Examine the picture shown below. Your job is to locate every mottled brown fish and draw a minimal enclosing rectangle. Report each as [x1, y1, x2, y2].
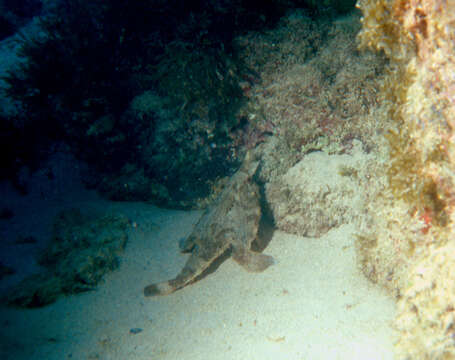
[144, 152, 274, 296]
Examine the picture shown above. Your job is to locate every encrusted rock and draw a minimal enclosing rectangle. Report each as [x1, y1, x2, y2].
[265, 142, 371, 237]
[4, 208, 129, 307]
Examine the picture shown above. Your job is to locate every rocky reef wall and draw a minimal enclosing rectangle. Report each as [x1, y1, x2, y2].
[355, 0, 455, 358]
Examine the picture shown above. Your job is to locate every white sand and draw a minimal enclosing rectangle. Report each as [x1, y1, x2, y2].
[0, 198, 395, 360]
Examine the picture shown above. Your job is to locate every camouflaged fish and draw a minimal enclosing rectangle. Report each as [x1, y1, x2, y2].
[144, 152, 274, 296]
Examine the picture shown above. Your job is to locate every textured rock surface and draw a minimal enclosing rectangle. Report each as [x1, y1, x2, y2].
[265, 141, 372, 237]
[394, 241, 455, 359]
[357, 0, 455, 358]
[4, 209, 129, 307]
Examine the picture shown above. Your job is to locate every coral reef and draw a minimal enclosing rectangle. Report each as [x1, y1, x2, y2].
[2, 0, 161, 192]
[128, 40, 248, 206]
[4, 208, 129, 307]
[1, 0, 294, 208]
[1, 1, 367, 208]
[232, 5, 455, 356]
[230, 8, 390, 242]
[356, 0, 455, 358]
[234, 9, 387, 185]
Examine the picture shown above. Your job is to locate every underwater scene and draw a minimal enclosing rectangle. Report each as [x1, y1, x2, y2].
[0, 0, 454, 359]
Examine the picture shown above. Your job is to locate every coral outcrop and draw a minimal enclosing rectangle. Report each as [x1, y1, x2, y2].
[4, 209, 129, 307]
[356, 0, 455, 358]
[266, 142, 374, 237]
[235, 9, 386, 184]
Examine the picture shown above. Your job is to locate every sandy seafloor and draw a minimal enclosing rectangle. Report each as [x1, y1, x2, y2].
[0, 150, 396, 360]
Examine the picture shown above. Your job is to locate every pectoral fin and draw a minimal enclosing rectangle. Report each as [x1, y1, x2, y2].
[232, 246, 274, 272]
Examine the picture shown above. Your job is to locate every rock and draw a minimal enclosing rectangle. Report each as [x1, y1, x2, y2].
[265, 143, 371, 237]
[4, 208, 129, 307]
